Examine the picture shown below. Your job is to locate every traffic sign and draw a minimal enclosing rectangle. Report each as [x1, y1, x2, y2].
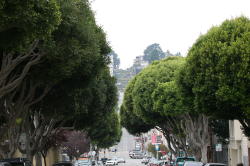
[155, 144, 160, 151]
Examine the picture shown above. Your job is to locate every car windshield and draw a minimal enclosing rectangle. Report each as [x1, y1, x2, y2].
[54, 163, 72, 166]
[78, 160, 90, 163]
[177, 158, 195, 162]
[8, 162, 25, 166]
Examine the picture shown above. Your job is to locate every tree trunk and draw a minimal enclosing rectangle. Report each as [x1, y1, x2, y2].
[42, 153, 47, 166]
[35, 153, 42, 166]
[200, 145, 208, 163]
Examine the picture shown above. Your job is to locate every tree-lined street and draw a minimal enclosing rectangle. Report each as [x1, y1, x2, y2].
[0, 1, 249, 166]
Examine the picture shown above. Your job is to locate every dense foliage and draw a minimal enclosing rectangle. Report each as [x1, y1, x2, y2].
[120, 57, 189, 155]
[0, 0, 120, 160]
[143, 43, 166, 63]
[178, 16, 250, 136]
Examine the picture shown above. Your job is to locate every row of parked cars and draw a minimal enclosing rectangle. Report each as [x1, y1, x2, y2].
[141, 156, 227, 166]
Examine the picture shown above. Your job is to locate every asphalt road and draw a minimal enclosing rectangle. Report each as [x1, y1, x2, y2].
[99, 128, 145, 166]
[117, 158, 145, 166]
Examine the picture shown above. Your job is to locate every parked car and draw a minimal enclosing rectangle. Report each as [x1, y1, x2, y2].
[116, 158, 125, 163]
[100, 158, 108, 164]
[183, 161, 203, 166]
[175, 157, 195, 166]
[204, 163, 226, 166]
[148, 158, 161, 166]
[0, 162, 11, 166]
[74, 159, 92, 166]
[105, 159, 118, 165]
[147, 158, 156, 166]
[141, 158, 149, 164]
[53, 162, 74, 166]
[0, 158, 32, 166]
[159, 160, 169, 166]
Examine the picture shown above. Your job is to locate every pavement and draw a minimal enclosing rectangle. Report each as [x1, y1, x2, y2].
[98, 128, 145, 166]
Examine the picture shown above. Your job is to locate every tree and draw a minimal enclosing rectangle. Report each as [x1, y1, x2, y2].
[86, 111, 122, 149]
[143, 43, 165, 63]
[210, 120, 229, 144]
[121, 56, 211, 162]
[0, 0, 113, 160]
[121, 57, 189, 156]
[0, 0, 61, 98]
[178, 16, 250, 136]
[61, 131, 90, 159]
[120, 78, 154, 135]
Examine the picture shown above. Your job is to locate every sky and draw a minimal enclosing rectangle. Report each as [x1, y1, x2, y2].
[91, 0, 250, 69]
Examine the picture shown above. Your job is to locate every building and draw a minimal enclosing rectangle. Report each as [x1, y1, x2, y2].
[108, 54, 114, 76]
[132, 56, 149, 74]
[228, 120, 249, 166]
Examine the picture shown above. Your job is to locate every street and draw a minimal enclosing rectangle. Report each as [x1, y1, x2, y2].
[99, 128, 145, 166]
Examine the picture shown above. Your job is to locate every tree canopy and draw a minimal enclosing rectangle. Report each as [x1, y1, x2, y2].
[0, 0, 120, 159]
[178, 16, 250, 136]
[143, 43, 165, 63]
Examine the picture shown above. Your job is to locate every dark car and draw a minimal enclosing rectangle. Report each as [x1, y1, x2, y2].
[52, 162, 74, 166]
[100, 158, 108, 164]
[0, 158, 32, 166]
[52, 161, 74, 166]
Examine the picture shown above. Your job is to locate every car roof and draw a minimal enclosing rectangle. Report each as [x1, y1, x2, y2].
[205, 163, 226, 166]
[53, 162, 73, 166]
[184, 161, 203, 166]
[0, 158, 30, 163]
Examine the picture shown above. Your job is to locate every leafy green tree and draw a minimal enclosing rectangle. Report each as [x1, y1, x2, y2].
[0, 0, 61, 51]
[143, 43, 165, 63]
[86, 111, 122, 149]
[120, 78, 154, 135]
[0, 0, 61, 98]
[121, 56, 211, 162]
[121, 57, 190, 156]
[210, 120, 229, 144]
[0, 0, 113, 159]
[178, 16, 250, 136]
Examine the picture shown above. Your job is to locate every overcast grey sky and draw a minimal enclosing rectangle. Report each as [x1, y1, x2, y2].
[91, 0, 250, 69]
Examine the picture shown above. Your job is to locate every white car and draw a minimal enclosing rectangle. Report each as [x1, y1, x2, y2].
[116, 158, 125, 163]
[183, 161, 203, 166]
[105, 160, 118, 165]
[74, 160, 92, 166]
[204, 163, 226, 166]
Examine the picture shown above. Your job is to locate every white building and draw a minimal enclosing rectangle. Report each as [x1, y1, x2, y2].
[108, 54, 114, 76]
[133, 56, 149, 74]
[228, 120, 249, 166]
